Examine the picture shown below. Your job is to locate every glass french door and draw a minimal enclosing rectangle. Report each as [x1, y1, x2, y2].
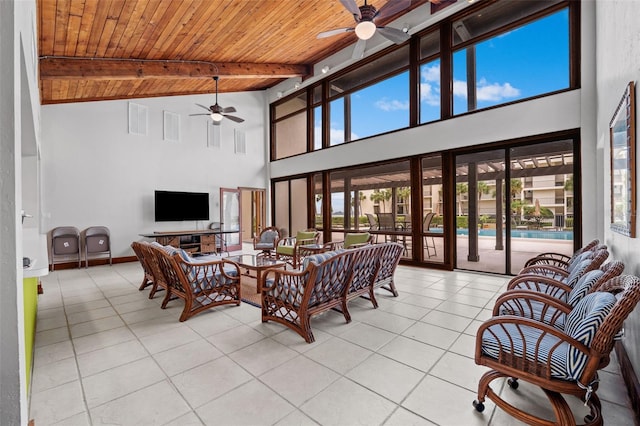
[455, 139, 575, 275]
[220, 188, 242, 252]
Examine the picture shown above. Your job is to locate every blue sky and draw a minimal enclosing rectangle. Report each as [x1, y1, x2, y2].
[322, 8, 569, 143]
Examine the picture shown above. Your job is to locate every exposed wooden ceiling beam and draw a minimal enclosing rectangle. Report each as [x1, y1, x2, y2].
[39, 57, 310, 81]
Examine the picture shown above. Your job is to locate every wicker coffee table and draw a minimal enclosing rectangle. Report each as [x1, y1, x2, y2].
[226, 254, 286, 293]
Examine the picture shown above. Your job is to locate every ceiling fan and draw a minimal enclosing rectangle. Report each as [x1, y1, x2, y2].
[317, 0, 412, 59]
[190, 76, 244, 124]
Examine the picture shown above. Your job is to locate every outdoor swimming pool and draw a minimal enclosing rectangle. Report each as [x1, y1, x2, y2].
[454, 229, 574, 240]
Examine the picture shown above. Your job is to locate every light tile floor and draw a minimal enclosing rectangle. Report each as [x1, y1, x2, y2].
[29, 262, 635, 425]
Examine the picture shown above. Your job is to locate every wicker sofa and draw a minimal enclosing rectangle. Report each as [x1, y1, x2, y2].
[260, 242, 404, 342]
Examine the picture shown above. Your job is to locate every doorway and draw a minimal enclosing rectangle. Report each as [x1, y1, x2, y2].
[221, 187, 266, 253]
[239, 187, 266, 243]
[455, 138, 576, 274]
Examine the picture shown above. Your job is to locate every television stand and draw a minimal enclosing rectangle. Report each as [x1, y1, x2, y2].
[139, 230, 234, 255]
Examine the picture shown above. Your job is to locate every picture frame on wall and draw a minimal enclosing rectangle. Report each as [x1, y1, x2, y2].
[610, 81, 636, 237]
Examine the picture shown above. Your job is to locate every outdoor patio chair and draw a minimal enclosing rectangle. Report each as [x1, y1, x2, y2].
[366, 213, 379, 242]
[473, 274, 640, 426]
[423, 212, 437, 258]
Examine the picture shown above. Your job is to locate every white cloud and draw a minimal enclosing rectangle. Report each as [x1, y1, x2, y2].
[328, 127, 358, 146]
[375, 98, 409, 111]
[420, 64, 441, 106]
[453, 78, 521, 102]
[420, 83, 440, 106]
[421, 64, 440, 82]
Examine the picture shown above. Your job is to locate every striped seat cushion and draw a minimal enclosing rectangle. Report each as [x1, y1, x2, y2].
[302, 249, 346, 270]
[174, 249, 237, 292]
[482, 292, 615, 380]
[504, 269, 605, 329]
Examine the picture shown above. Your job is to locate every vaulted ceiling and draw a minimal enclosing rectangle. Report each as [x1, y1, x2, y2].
[37, 0, 434, 105]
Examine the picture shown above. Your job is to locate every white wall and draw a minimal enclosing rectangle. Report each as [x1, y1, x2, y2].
[596, 0, 640, 379]
[41, 91, 268, 257]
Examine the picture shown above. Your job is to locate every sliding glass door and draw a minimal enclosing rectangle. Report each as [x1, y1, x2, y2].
[455, 150, 507, 273]
[455, 139, 575, 274]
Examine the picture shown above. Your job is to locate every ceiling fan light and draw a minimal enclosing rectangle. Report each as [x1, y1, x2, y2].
[355, 21, 376, 40]
[211, 112, 223, 122]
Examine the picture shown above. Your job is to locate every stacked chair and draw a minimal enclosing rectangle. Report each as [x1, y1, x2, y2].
[472, 240, 640, 426]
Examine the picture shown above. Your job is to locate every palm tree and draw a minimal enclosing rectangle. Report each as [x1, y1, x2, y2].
[510, 178, 523, 222]
[397, 186, 411, 215]
[456, 183, 468, 216]
[370, 189, 392, 212]
[477, 181, 490, 200]
[510, 178, 523, 201]
[564, 175, 574, 192]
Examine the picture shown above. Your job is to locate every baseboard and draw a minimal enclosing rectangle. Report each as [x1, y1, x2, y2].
[49, 256, 137, 271]
[615, 341, 640, 425]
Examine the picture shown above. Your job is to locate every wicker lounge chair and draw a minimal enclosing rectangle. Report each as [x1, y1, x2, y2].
[473, 274, 640, 426]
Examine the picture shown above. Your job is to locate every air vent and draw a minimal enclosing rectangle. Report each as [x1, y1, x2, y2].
[128, 102, 148, 136]
[234, 129, 246, 154]
[207, 122, 221, 148]
[163, 111, 180, 142]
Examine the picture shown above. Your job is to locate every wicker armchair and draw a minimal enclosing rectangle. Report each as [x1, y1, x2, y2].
[507, 259, 623, 301]
[508, 248, 609, 291]
[473, 275, 640, 426]
[261, 249, 359, 343]
[252, 226, 281, 257]
[493, 261, 625, 328]
[131, 241, 155, 291]
[147, 243, 241, 321]
[331, 232, 374, 250]
[141, 242, 172, 300]
[275, 229, 320, 268]
[523, 238, 600, 268]
[519, 245, 609, 274]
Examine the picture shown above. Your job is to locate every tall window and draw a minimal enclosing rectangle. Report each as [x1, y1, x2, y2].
[328, 45, 410, 147]
[453, 4, 569, 114]
[272, 93, 307, 160]
[271, 0, 574, 158]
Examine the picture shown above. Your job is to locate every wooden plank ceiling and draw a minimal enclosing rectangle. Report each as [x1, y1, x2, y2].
[38, 0, 430, 104]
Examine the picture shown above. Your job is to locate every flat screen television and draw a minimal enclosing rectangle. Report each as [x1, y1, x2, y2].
[154, 190, 209, 222]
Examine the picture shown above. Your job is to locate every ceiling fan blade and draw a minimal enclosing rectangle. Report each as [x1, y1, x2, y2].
[317, 27, 354, 39]
[375, 0, 411, 21]
[189, 113, 211, 116]
[352, 38, 367, 60]
[222, 106, 237, 113]
[224, 114, 245, 123]
[340, 0, 361, 19]
[196, 103, 211, 112]
[377, 26, 410, 44]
